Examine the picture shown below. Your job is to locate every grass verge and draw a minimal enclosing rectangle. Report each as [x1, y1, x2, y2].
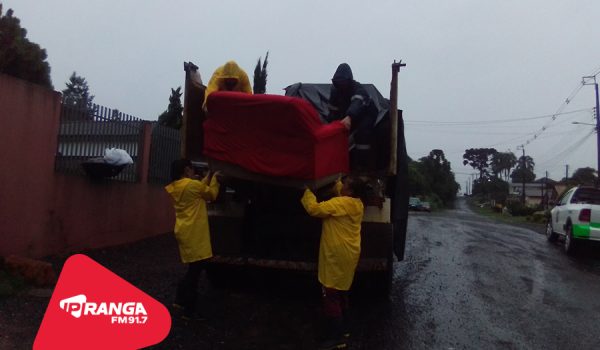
[467, 199, 545, 232]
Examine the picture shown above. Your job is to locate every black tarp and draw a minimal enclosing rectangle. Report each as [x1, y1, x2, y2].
[284, 83, 389, 126]
[286, 83, 392, 172]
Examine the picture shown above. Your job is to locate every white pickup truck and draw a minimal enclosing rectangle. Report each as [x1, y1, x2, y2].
[546, 186, 600, 254]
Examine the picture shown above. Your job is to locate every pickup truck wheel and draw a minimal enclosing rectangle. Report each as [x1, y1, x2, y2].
[564, 225, 577, 255]
[545, 221, 558, 242]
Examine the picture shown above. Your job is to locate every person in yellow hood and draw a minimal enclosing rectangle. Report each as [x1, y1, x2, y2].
[203, 60, 252, 109]
[301, 177, 365, 349]
[165, 159, 220, 320]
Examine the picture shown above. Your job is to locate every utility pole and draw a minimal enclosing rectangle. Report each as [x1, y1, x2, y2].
[517, 145, 525, 205]
[467, 178, 470, 196]
[566, 164, 569, 182]
[468, 178, 471, 195]
[541, 171, 545, 210]
[545, 170, 549, 210]
[583, 76, 600, 184]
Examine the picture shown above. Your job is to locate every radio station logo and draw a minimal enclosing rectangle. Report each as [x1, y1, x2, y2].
[34, 254, 171, 349]
[59, 294, 148, 324]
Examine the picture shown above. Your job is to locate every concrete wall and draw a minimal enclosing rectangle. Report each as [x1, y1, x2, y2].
[0, 74, 174, 258]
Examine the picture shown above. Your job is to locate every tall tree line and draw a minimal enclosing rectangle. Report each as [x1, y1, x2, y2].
[408, 149, 460, 206]
[462, 148, 537, 200]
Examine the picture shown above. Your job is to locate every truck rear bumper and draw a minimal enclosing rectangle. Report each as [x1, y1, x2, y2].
[207, 255, 390, 272]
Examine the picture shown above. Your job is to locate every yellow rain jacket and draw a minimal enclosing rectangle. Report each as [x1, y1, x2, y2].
[165, 176, 220, 263]
[301, 188, 364, 291]
[204, 61, 252, 107]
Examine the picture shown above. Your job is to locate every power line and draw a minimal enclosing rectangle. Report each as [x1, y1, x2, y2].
[536, 111, 596, 159]
[443, 133, 531, 156]
[515, 62, 600, 149]
[408, 111, 587, 134]
[589, 65, 600, 77]
[406, 121, 591, 162]
[515, 84, 586, 149]
[440, 121, 585, 157]
[405, 108, 592, 125]
[409, 129, 568, 136]
[537, 129, 595, 168]
[450, 66, 600, 180]
[540, 132, 593, 165]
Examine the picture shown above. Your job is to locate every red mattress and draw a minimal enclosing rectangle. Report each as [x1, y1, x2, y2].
[204, 92, 349, 180]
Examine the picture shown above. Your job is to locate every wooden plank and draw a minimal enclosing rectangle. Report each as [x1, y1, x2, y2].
[388, 60, 406, 176]
[181, 62, 206, 160]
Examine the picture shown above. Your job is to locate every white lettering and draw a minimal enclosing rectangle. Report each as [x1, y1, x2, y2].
[109, 303, 122, 315]
[123, 302, 136, 315]
[84, 302, 97, 315]
[135, 303, 147, 315]
[96, 303, 108, 315]
[59, 294, 86, 318]
[60, 295, 148, 320]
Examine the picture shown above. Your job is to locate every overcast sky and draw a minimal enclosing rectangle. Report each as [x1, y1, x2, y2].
[5, 0, 600, 190]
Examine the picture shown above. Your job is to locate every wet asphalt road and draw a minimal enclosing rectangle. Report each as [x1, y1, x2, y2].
[373, 199, 600, 350]
[117, 199, 600, 349]
[3, 198, 600, 349]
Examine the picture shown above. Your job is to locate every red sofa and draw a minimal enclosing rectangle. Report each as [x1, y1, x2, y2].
[203, 92, 349, 181]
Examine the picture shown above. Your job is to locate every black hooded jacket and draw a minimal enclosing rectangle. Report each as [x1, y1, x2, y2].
[327, 64, 377, 134]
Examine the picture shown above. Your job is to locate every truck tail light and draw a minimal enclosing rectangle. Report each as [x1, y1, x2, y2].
[579, 209, 591, 223]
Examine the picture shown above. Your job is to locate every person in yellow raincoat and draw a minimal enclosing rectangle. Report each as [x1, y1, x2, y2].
[203, 60, 252, 110]
[165, 159, 220, 320]
[301, 177, 365, 349]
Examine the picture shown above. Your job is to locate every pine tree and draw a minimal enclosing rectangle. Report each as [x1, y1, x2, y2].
[158, 87, 183, 129]
[62, 72, 95, 119]
[253, 51, 269, 94]
[0, 4, 53, 88]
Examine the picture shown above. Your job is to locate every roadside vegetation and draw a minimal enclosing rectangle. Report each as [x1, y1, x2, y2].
[408, 149, 460, 210]
[466, 197, 546, 229]
[462, 148, 598, 224]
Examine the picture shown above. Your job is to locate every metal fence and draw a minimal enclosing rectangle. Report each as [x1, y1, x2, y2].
[55, 103, 145, 182]
[148, 123, 181, 184]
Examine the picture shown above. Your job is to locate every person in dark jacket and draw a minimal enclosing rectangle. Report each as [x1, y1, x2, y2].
[327, 63, 378, 171]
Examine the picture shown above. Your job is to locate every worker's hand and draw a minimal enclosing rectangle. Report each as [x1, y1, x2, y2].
[207, 170, 220, 182]
[340, 116, 352, 130]
[213, 171, 222, 180]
